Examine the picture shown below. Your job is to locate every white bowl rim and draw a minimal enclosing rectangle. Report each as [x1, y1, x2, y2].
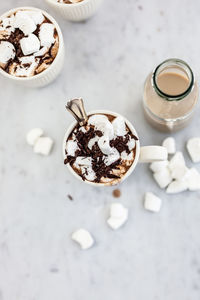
[63, 110, 140, 187]
[46, 0, 95, 7]
[0, 6, 64, 81]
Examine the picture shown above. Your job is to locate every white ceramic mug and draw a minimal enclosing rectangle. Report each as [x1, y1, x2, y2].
[0, 7, 65, 88]
[45, 0, 103, 22]
[63, 110, 167, 186]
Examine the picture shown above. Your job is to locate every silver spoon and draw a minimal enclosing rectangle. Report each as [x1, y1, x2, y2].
[66, 98, 88, 126]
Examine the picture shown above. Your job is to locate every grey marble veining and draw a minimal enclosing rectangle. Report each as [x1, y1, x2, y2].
[0, 0, 200, 299]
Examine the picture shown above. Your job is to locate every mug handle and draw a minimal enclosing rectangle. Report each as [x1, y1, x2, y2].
[139, 146, 167, 163]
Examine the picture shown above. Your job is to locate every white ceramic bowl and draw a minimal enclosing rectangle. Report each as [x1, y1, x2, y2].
[0, 7, 65, 88]
[63, 110, 140, 187]
[45, 0, 103, 22]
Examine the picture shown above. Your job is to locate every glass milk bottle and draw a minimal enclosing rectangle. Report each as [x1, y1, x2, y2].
[143, 58, 199, 132]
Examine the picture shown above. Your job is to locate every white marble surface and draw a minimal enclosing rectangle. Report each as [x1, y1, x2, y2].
[0, 0, 200, 299]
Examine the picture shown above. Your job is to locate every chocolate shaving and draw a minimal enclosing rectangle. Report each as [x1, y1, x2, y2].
[64, 119, 136, 183]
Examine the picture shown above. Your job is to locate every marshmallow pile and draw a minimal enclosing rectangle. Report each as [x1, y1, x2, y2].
[26, 128, 54, 156]
[71, 202, 128, 250]
[65, 114, 137, 184]
[0, 9, 58, 77]
[149, 137, 200, 193]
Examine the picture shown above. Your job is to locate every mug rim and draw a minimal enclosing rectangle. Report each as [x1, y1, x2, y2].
[46, 0, 93, 7]
[63, 110, 140, 187]
[0, 6, 64, 82]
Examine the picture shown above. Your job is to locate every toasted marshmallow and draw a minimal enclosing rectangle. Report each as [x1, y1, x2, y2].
[107, 203, 128, 230]
[112, 116, 127, 137]
[144, 192, 162, 212]
[26, 128, 44, 146]
[20, 34, 40, 55]
[184, 168, 200, 191]
[98, 135, 113, 155]
[71, 229, 94, 250]
[34, 137, 53, 155]
[39, 23, 55, 47]
[1, 15, 15, 33]
[153, 168, 172, 189]
[0, 41, 15, 64]
[104, 148, 120, 166]
[162, 137, 176, 154]
[166, 179, 188, 194]
[168, 152, 187, 180]
[81, 166, 96, 181]
[88, 136, 99, 150]
[149, 160, 169, 173]
[88, 115, 114, 140]
[12, 56, 38, 77]
[34, 46, 48, 57]
[186, 137, 200, 163]
[127, 138, 135, 151]
[66, 140, 79, 156]
[14, 11, 36, 35]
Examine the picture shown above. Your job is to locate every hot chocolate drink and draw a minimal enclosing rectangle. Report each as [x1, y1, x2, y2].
[64, 113, 138, 185]
[0, 8, 59, 77]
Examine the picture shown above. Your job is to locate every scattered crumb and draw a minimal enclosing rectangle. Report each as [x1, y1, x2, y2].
[160, 10, 164, 16]
[112, 189, 121, 198]
[157, 27, 161, 32]
[138, 5, 143, 10]
[67, 194, 73, 201]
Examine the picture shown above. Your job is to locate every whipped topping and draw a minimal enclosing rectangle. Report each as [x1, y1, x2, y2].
[0, 9, 59, 77]
[64, 114, 138, 184]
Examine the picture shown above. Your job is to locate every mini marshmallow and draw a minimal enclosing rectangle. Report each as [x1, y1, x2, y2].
[98, 135, 113, 155]
[88, 114, 108, 125]
[14, 11, 36, 35]
[149, 160, 169, 173]
[34, 137, 53, 156]
[34, 46, 48, 57]
[184, 168, 200, 191]
[27, 11, 44, 25]
[162, 137, 176, 154]
[88, 136, 99, 150]
[107, 203, 128, 230]
[112, 116, 127, 137]
[153, 168, 172, 189]
[144, 192, 162, 212]
[168, 152, 187, 180]
[81, 166, 96, 182]
[88, 115, 114, 140]
[13, 56, 38, 77]
[26, 128, 44, 146]
[20, 34, 40, 55]
[75, 157, 92, 167]
[127, 138, 136, 151]
[104, 148, 120, 166]
[121, 150, 133, 161]
[0, 41, 15, 64]
[66, 140, 79, 156]
[71, 229, 94, 250]
[39, 23, 55, 47]
[2, 15, 15, 32]
[166, 179, 188, 194]
[186, 137, 200, 163]
[110, 203, 128, 218]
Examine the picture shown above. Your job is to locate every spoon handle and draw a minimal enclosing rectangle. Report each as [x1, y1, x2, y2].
[66, 98, 88, 126]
